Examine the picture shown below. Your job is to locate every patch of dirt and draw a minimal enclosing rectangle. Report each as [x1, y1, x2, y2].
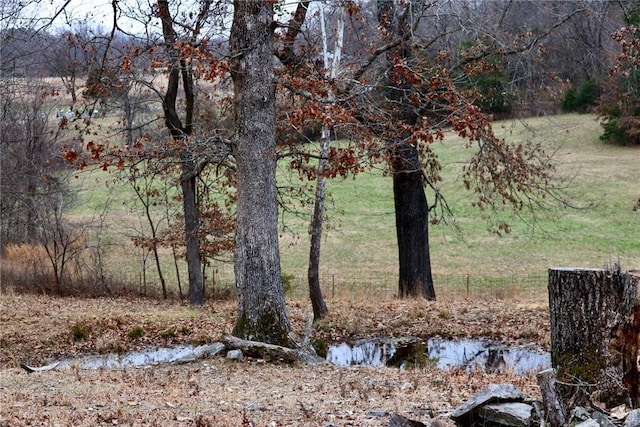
[0, 293, 549, 426]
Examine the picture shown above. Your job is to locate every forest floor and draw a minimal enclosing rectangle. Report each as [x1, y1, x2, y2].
[0, 291, 549, 426]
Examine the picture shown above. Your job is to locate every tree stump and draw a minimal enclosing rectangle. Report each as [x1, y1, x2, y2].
[548, 267, 640, 408]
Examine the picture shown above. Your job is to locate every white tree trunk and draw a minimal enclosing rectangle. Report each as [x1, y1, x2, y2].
[307, 2, 345, 320]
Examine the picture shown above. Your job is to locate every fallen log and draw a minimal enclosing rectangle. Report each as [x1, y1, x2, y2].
[20, 362, 60, 373]
[537, 368, 566, 427]
[223, 335, 324, 364]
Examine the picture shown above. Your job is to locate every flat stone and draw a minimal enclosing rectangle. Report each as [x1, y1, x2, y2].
[450, 384, 525, 423]
[624, 409, 640, 427]
[592, 410, 617, 427]
[571, 406, 591, 422]
[190, 343, 226, 359]
[226, 349, 243, 360]
[478, 402, 533, 427]
[575, 419, 600, 427]
[389, 413, 426, 427]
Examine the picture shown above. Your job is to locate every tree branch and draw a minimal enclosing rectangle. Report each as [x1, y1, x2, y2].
[275, 1, 310, 66]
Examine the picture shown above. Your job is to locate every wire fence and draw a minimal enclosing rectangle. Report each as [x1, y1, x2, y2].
[0, 247, 549, 301]
[194, 263, 550, 301]
[282, 270, 549, 301]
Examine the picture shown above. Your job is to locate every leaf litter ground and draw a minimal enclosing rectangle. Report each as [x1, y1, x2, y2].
[0, 292, 549, 426]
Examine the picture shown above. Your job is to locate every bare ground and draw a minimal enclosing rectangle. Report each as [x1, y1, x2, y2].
[0, 292, 549, 426]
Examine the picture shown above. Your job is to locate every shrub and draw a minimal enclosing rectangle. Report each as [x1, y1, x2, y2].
[70, 322, 91, 341]
[562, 78, 599, 113]
[159, 328, 177, 338]
[597, 13, 640, 145]
[127, 326, 145, 340]
[1, 243, 55, 293]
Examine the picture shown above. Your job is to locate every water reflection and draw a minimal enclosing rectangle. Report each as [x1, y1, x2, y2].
[326, 338, 551, 374]
[325, 341, 395, 367]
[428, 338, 551, 374]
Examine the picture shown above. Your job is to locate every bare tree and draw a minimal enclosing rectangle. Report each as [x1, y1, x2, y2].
[127, 164, 170, 299]
[155, 0, 207, 306]
[306, 1, 345, 320]
[46, 25, 101, 106]
[36, 192, 85, 293]
[0, 77, 68, 248]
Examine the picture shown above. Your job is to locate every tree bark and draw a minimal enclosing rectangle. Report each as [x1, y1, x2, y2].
[181, 170, 203, 306]
[230, 0, 294, 347]
[392, 145, 435, 299]
[536, 368, 566, 427]
[548, 267, 640, 408]
[306, 2, 343, 322]
[308, 131, 329, 320]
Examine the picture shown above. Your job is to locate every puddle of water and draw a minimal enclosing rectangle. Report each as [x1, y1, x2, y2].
[53, 343, 225, 370]
[40, 337, 548, 374]
[326, 338, 551, 374]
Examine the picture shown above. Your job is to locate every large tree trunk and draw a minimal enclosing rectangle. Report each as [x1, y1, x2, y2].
[378, 0, 436, 299]
[230, 0, 294, 347]
[548, 267, 640, 408]
[392, 144, 435, 299]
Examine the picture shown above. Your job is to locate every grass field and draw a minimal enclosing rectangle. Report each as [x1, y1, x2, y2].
[279, 113, 640, 299]
[26, 113, 640, 300]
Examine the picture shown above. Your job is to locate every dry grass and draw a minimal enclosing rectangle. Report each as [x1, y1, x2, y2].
[1, 244, 54, 291]
[0, 356, 540, 426]
[0, 292, 548, 426]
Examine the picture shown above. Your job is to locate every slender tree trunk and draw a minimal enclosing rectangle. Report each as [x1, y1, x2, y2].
[133, 179, 168, 299]
[158, 0, 204, 306]
[171, 244, 183, 300]
[308, 131, 329, 320]
[306, 2, 344, 321]
[164, 178, 184, 300]
[151, 244, 167, 299]
[147, 208, 168, 299]
[230, 0, 294, 346]
[182, 168, 203, 306]
[123, 94, 133, 146]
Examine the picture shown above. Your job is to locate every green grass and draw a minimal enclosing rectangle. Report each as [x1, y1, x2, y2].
[68, 169, 133, 215]
[278, 114, 640, 298]
[61, 114, 640, 299]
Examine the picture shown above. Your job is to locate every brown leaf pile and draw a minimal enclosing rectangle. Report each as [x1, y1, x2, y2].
[0, 292, 549, 426]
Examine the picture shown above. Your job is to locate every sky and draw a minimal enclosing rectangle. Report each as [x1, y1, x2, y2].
[5, 0, 304, 35]
[5, 0, 158, 35]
